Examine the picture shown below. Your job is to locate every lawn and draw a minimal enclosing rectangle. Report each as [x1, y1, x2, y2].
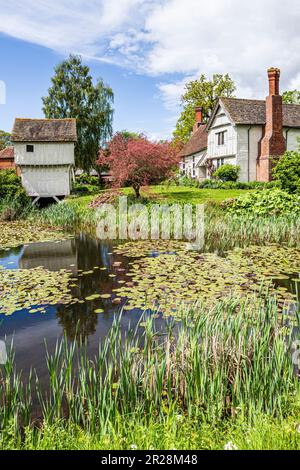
[144, 185, 251, 204]
[67, 185, 252, 208]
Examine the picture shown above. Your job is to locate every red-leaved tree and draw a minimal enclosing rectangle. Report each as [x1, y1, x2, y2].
[97, 133, 180, 198]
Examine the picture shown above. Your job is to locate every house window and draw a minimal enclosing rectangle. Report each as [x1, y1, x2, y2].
[26, 145, 34, 153]
[192, 156, 196, 177]
[217, 158, 225, 169]
[217, 131, 226, 146]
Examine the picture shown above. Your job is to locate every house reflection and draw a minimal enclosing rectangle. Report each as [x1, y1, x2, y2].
[20, 239, 78, 273]
[18, 234, 124, 341]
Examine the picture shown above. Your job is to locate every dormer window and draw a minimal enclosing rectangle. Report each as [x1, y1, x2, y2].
[26, 145, 34, 153]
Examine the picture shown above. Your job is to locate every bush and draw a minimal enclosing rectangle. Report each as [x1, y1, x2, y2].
[0, 192, 33, 221]
[224, 189, 300, 217]
[72, 173, 104, 195]
[177, 176, 199, 188]
[273, 151, 300, 194]
[76, 173, 100, 186]
[213, 164, 240, 182]
[0, 169, 22, 198]
[0, 169, 32, 220]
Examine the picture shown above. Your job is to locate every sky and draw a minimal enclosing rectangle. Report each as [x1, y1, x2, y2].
[0, 0, 300, 140]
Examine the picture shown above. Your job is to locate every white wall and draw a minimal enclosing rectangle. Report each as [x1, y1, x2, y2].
[236, 125, 263, 182]
[20, 166, 72, 196]
[14, 142, 75, 166]
[207, 107, 237, 159]
[284, 128, 300, 152]
[180, 150, 206, 179]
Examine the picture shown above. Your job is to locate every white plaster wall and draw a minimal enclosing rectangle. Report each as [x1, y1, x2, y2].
[180, 150, 206, 179]
[236, 125, 263, 182]
[20, 166, 72, 196]
[207, 107, 237, 159]
[14, 142, 75, 166]
[284, 128, 300, 152]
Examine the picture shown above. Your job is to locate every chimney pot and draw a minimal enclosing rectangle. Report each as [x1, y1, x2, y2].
[268, 67, 281, 96]
[195, 107, 203, 124]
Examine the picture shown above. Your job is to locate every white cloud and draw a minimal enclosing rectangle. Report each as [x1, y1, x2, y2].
[289, 73, 300, 90]
[144, 0, 300, 105]
[1, 0, 300, 118]
[0, 0, 156, 58]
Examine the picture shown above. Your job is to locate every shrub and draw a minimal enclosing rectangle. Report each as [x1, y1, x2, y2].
[213, 164, 240, 182]
[0, 192, 33, 221]
[178, 176, 199, 187]
[224, 189, 300, 217]
[72, 173, 104, 195]
[273, 151, 300, 194]
[72, 182, 100, 195]
[0, 169, 32, 220]
[0, 169, 22, 198]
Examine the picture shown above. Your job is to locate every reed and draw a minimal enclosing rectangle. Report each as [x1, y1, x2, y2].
[0, 294, 299, 450]
[35, 198, 300, 249]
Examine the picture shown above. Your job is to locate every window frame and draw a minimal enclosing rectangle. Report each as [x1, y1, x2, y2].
[217, 131, 226, 146]
[26, 144, 34, 153]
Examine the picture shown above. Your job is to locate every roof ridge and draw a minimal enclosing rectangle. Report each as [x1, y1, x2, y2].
[221, 97, 265, 103]
[14, 118, 76, 122]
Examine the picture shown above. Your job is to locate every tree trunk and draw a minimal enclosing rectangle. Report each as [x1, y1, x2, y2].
[133, 184, 140, 198]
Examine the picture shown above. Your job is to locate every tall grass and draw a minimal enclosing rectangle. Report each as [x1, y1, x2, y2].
[205, 209, 300, 250]
[1, 295, 299, 449]
[35, 198, 300, 248]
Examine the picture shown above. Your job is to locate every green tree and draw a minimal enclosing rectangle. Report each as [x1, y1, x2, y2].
[42, 55, 114, 171]
[282, 90, 300, 105]
[0, 130, 11, 150]
[119, 130, 142, 141]
[173, 74, 236, 143]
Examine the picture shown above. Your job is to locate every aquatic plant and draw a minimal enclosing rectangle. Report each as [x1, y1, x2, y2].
[0, 295, 299, 449]
[0, 265, 74, 315]
[0, 221, 68, 250]
[113, 241, 300, 316]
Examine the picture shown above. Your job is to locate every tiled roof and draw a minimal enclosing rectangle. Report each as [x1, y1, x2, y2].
[219, 98, 300, 128]
[11, 118, 77, 142]
[178, 124, 208, 158]
[0, 146, 14, 160]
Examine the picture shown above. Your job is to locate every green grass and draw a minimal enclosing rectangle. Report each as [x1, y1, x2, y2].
[67, 185, 252, 208]
[145, 185, 251, 205]
[1, 295, 300, 450]
[2, 412, 300, 450]
[34, 185, 300, 248]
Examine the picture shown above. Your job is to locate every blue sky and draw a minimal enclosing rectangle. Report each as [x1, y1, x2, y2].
[0, 33, 176, 139]
[0, 0, 300, 140]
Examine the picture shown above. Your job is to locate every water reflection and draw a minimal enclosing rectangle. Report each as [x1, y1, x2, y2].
[0, 234, 147, 376]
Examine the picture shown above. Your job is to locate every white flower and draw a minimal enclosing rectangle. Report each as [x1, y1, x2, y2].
[176, 414, 184, 422]
[130, 444, 138, 450]
[224, 441, 238, 451]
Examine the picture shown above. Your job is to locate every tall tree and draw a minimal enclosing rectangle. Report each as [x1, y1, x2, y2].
[0, 130, 11, 150]
[42, 55, 114, 171]
[174, 74, 236, 143]
[282, 90, 300, 105]
[97, 133, 179, 198]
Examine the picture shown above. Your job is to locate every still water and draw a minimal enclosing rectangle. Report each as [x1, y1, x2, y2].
[0, 233, 168, 380]
[1, 233, 299, 382]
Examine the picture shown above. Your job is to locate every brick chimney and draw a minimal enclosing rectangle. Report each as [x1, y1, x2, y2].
[257, 68, 286, 182]
[193, 107, 204, 133]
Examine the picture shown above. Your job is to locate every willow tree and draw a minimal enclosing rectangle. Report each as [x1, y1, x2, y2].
[42, 55, 114, 171]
